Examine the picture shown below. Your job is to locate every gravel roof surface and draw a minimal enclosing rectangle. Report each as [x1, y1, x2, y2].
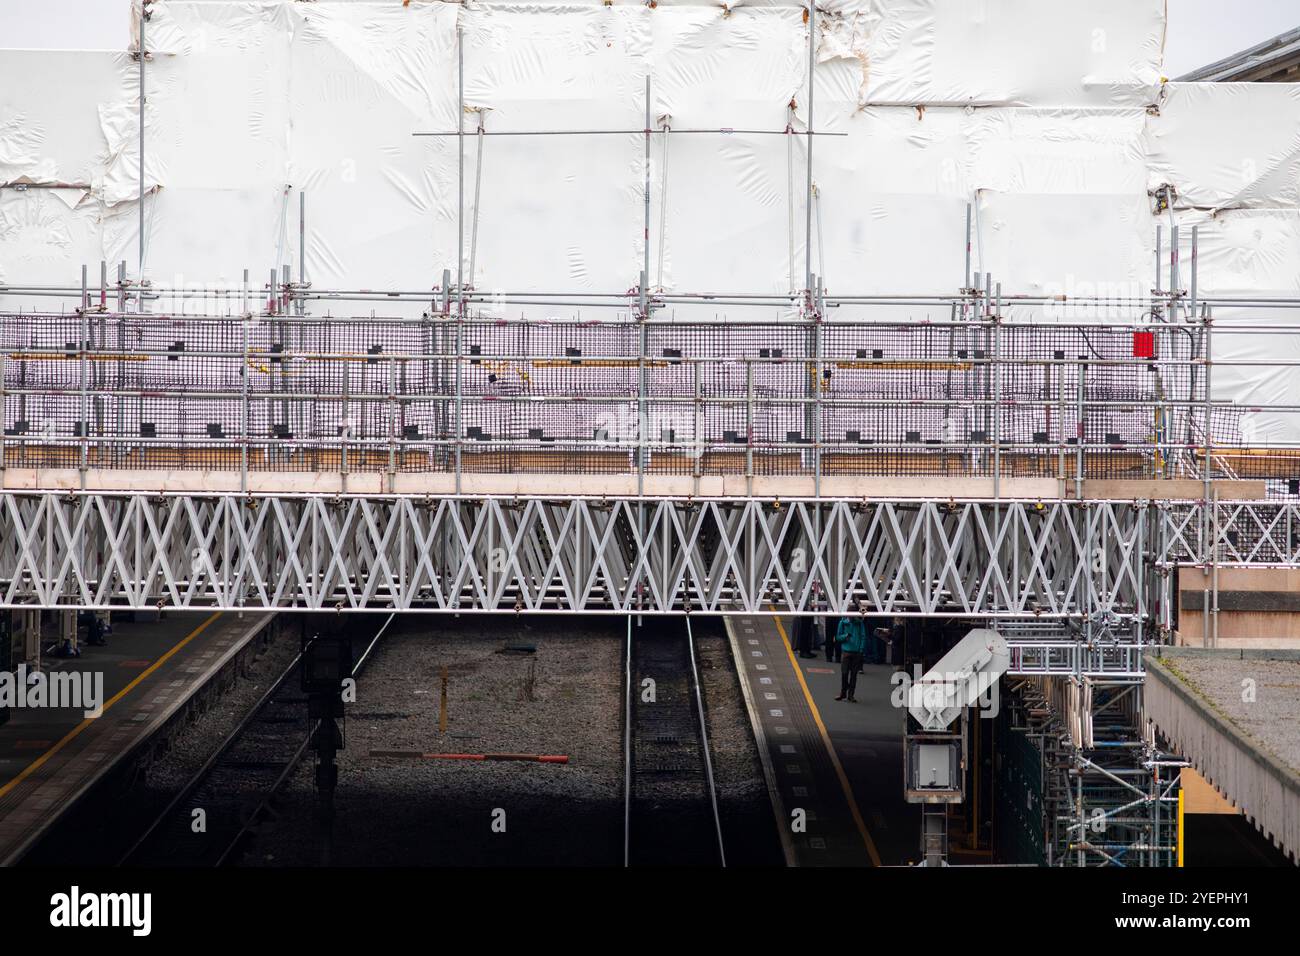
[1158, 651, 1300, 776]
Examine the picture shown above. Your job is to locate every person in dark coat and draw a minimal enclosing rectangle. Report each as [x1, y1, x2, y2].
[864, 615, 891, 665]
[824, 616, 842, 662]
[792, 616, 818, 659]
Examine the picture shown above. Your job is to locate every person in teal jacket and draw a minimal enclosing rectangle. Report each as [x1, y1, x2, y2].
[833, 616, 867, 702]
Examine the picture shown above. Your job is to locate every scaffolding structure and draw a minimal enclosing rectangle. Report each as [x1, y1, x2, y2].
[0, 306, 1252, 487]
[1004, 672, 1181, 867]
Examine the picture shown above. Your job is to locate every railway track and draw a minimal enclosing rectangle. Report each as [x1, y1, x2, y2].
[624, 617, 726, 867]
[118, 615, 392, 867]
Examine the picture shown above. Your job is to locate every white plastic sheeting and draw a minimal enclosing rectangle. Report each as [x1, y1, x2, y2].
[0, 0, 1296, 439]
[1174, 207, 1300, 446]
[843, 0, 1165, 108]
[1145, 83, 1300, 212]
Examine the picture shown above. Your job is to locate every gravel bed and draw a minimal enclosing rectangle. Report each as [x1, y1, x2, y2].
[142, 625, 300, 791]
[692, 619, 784, 866]
[243, 615, 625, 866]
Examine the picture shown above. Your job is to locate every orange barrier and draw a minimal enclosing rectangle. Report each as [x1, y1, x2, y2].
[371, 750, 568, 764]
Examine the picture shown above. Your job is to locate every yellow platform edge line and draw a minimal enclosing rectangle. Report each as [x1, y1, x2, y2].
[0, 611, 222, 802]
[772, 613, 883, 868]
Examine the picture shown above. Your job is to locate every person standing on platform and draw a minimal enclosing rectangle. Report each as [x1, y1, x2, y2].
[824, 616, 842, 663]
[793, 616, 817, 659]
[833, 616, 867, 702]
[865, 615, 891, 665]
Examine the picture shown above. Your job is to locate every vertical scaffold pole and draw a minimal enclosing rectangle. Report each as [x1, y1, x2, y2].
[1202, 303, 1214, 645]
[964, 202, 972, 292]
[455, 22, 465, 493]
[79, 304, 89, 488]
[693, 358, 702, 497]
[112, 261, 123, 466]
[454, 311, 463, 493]
[1075, 356, 1086, 499]
[983, 271, 992, 469]
[465, 20, 470, 319]
[1169, 225, 1180, 322]
[636, 76, 652, 616]
[470, 113, 485, 288]
[804, 3, 816, 303]
[138, 1, 148, 298]
[342, 351, 351, 491]
[643, 74, 651, 314]
[1155, 224, 1163, 298]
[240, 314, 249, 494]
[745, 359, 754, 498]
[992, 281, 1002, 502]
[787, 105, 796, 294]
[299, 190, 306, 316]
[814, 276, 823, 500]
[0, 347, 5, 477]
[387, 357, 397, 493]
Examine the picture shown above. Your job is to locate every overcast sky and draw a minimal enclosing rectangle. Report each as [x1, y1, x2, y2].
[1, 0, 1296, 78]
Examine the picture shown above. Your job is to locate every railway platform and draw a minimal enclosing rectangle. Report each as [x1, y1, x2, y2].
[0, 611, 274, 865]
[727, 615, 917, 867]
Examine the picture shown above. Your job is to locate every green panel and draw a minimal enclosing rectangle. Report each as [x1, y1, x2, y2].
[993, 703, 1046, 865]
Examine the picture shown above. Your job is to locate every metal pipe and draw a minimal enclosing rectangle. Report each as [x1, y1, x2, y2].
[964, 202, 972, 291]
[240, 316, 249, 493]
[787, 105, 796, 294]
[387, 357, 397, 492]
[299, 190, 306, 316]
[2, 347, 1295, 378]
[0, 348, 5, 477]
[803, 2, 816, 302]
[413, 127, 848, 138]
[1155, 224, 1162, 298]
[342, 352, 351, 488]
[693, 359, 702, 496]
[457, 23, 465, 319]
[9, 280, 1300, 310]
[1211, 486, 1220, 648]
[470, 114, 485, 288]
[1170, 224, 1180, 322]
[643, 74, 651, 313]
[1076, 357, 1086, 498]
[745, 359, 754, 497]
[138, 1, 147, 288]
[813, 275, 822, 499]
[657, 118, 670, 293]
[79, 307, 89, 487]
[622, 617, 632, 867]
[639, 75, 652, 505]
[454, 308, 463, 492]
[993, 281, 1002, 499]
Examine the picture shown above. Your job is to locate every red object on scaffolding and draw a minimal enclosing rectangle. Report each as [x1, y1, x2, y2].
[1132, 330, 1155, 359]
